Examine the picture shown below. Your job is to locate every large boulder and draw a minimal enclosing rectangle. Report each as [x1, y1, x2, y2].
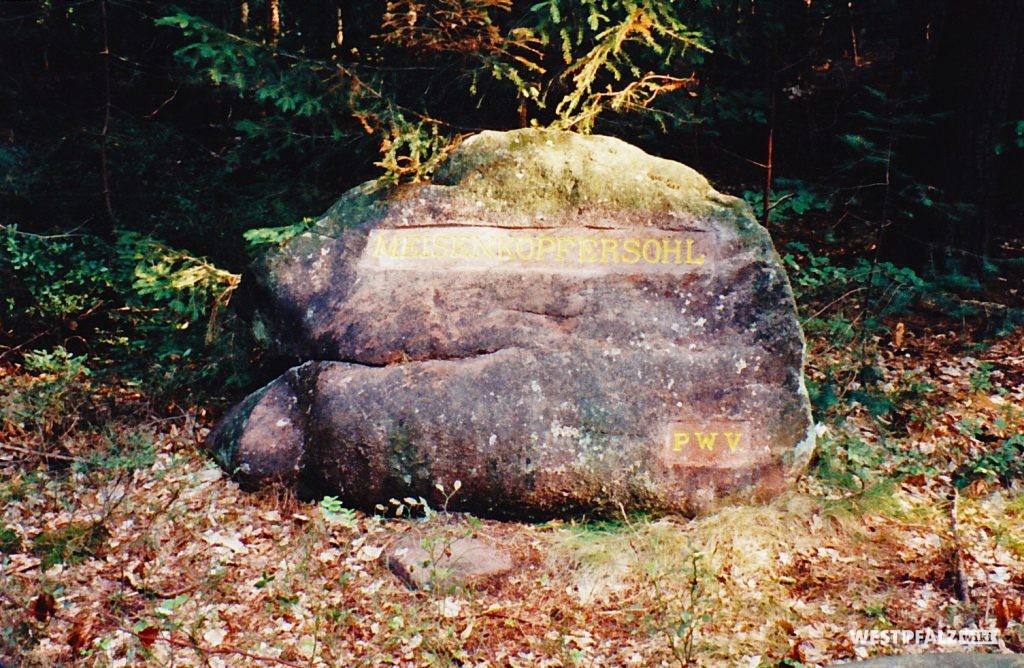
[210, 129, 815, 518]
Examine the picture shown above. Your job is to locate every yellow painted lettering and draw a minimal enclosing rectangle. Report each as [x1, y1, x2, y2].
[431, 234, 450, 258]
[694, 432, 717, 450]
[622, 238, 641, 264]
[661, 238, 683, 264]
[673, 431, 689, 452]
[516, 236, 536, 260]
[685, 238, 706, 265]
[373, 233, 400, 258]
[497, 235, 514, 260]
[472, 235, 496, 259]
[556, 237, 576, 262]
[600, 238, 619, 264]
[579, 238, 600, 263]
[537, 236, 556, 261]
[724, 432, 742, 451]
[401, 234, 421, 258]
[451, 235, 471, 258]
[642, 239, 661, 264]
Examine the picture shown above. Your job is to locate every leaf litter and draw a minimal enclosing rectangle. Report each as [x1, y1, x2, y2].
[0, 326, 1022, 666]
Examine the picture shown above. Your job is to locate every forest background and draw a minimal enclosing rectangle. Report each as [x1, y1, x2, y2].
[1, 0, 1023, 400]
[2, 1, 1024, 666]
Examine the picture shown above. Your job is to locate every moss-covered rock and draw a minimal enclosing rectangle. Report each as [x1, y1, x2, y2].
[211, 129, 813, 518]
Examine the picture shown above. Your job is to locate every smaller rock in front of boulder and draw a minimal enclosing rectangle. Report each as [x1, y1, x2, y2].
[385, 536, 513, 590]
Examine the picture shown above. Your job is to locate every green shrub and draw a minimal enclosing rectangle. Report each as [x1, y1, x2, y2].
[1, 225, 248, 400]
[0, 347, 95, 443]
[783, 242, 926, 327]
[74, 430, 157, 475]
[955, 435, 1024, 489]
[743, 178, 833, 226]
[969, 362, 997, 393]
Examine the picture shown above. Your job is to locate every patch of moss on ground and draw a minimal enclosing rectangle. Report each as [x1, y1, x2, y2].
[31, 522, 108, 569]
[0, 527, 22, 553]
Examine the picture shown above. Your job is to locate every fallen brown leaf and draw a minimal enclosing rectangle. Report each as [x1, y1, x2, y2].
[29, 592, 55, 623]
[137, 625, 159, 648]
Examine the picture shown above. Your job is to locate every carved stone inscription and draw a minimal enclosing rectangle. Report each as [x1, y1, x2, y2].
[664, 420, 767, 468]
[361, 227, 711, 273]
[361, 227, 762, 468]
[211, 129, 815, 517]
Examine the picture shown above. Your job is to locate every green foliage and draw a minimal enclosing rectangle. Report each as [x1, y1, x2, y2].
[849, 369, 935, 426]
[834, 87, 951, 226]
[806, 371, 840, 415]
[156, 1, 711, 185]
[1, 225, 246, 399]
[782, 242, 928, 340]
[319, 495, 357, 528]
[813, 432, 884, 489]
[781, 242, 852, 305]
[243, 218, 317, 250]
[955, 435, 1024, 489]
[117, 231, 240, 334]
[373, 119, 455, 185]
[808, 345, 940, 435]
[31, 522, 108, 570]
[812, 430, 937, 491]
[75, 431, 157, 476]
[995, 119, 1024, 155]
[0, 347, 94, 443]
[2, 228, 113, 327]
[154, 15, 331, 122]
[0, 144, 31, 196]
[0, 527, 22, 553]
[969, 362, 997, 393]
[529, 0, 710, 131]
[156, 10, 450, 184]
[744, 179, 832, 225]
[703, 88, 766, 127]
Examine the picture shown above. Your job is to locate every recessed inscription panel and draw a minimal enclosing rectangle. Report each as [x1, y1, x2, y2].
[360, 227, 712, 274]
[663, 420, 768, 468]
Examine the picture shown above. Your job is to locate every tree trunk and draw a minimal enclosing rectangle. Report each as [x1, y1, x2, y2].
[267, 0, 281, 44]
[98, 0, 115, 231]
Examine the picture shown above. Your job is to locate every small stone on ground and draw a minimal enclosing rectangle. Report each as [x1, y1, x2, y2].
[385, 536, 513, 590]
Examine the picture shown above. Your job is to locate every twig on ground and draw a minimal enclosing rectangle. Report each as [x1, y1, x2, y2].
[950, 489, 971, 605]
[121, 575, 199, 600]
[0, 443, 81, 462]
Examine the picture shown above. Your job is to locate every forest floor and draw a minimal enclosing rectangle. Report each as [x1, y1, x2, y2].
[2, 279, 1024, 666]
